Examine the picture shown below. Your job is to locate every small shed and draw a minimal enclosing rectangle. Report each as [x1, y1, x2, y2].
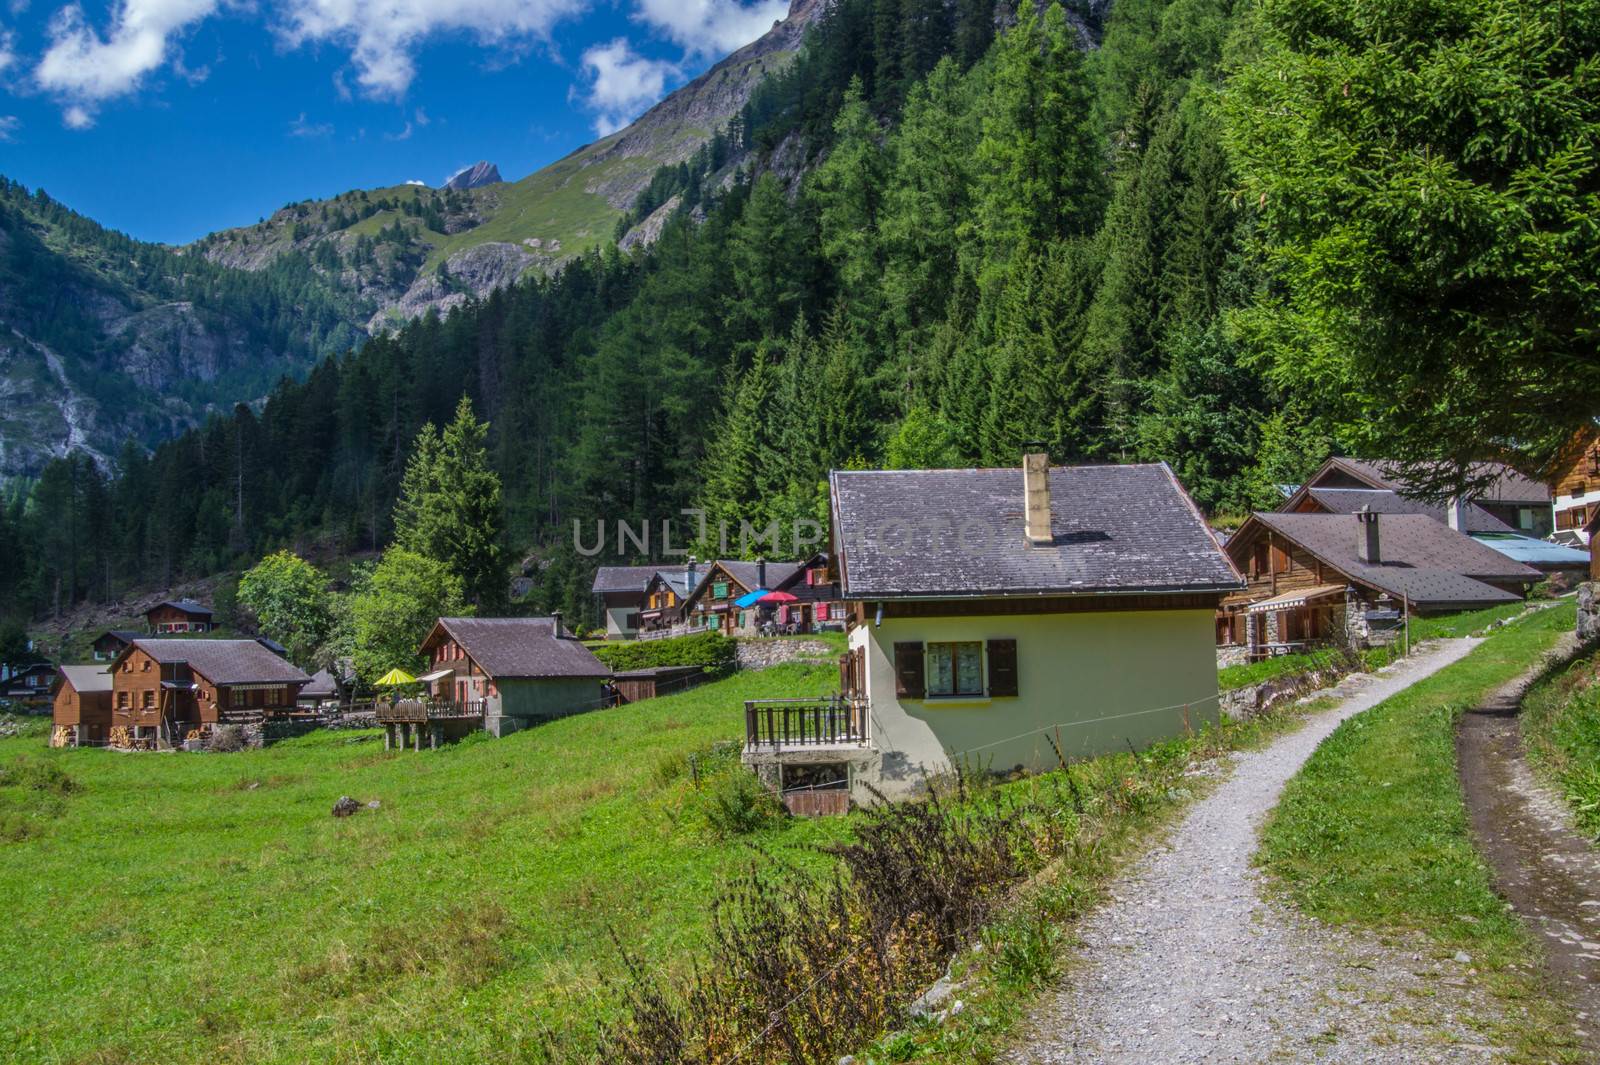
[52, 665, 113, 746]
[611, 665, 709, 704]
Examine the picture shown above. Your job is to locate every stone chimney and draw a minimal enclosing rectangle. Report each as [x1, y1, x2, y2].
[1356, 506, 1381, 564]
[757, 557, 767, 589]
[687, 555, 698, 588]
[551, 609, 565, 637]
[1446, 496, 1466, 532]
[1023, 446, 1053, 546]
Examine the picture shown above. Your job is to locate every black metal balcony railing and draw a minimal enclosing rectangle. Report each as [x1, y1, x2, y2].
[744, 696, 868, 748]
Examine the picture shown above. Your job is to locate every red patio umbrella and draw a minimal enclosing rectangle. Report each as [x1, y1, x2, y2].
[758, 590, 798, 603]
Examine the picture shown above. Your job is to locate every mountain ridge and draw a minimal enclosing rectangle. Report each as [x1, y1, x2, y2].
[193, 0, 823, 331]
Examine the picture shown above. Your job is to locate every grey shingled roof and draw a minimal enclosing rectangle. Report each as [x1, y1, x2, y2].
[58, 665, 112, 693]
[151, 598, 213, 617]
[830, 463, 1242, 599]
[128, 639, 312, 686]
[704, 560, 802, 594]
[1303, 488, 1514, 534]
[591, 565, 671, 594]
[1247, 512, 1536, 607]
[300, 668, 340, 697]
[432, 617, 611, 679]
[1320, 458, 1550, 504]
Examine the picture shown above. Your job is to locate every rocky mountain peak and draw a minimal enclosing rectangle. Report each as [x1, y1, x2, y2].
[444, 162, 503, 191]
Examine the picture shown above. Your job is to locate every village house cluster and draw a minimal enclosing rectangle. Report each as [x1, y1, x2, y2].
[28, 438, 1597, 812]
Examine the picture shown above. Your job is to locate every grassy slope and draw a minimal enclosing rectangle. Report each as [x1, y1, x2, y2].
[1258, 601, 1580, 1062]
[1521, 647, 1600, 839]
[0, 662, 848, 1064]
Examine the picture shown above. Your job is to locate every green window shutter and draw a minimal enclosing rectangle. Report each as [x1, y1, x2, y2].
[893, 642, 925, 699]
[713, 581, 729, 599]
[987, 639, 1018, 697]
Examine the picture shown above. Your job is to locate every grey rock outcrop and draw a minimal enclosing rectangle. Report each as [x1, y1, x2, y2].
[444, 162, 503, 191]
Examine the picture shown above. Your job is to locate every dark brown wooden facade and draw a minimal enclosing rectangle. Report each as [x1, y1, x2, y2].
[53, 673, 112, 744]
[110, 646, 302, 742]
[145, 602, 214, 634]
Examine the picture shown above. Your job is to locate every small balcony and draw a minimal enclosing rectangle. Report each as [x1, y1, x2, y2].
[744, 696, 869, 750]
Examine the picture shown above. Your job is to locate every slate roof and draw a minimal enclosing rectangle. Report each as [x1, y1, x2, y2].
[1316, 457, 1550, 504]
[150, 598, 213, 617]
[591, 565, 671, 594]
[703, 560, 803, 595]
[829, 463, 1242, 599]
[300, 668, 340, 697]
[58, 665, 112, 693]
[126, 639, 312, 685]
[1301, 488, 1514, 534]
[427, 617, 611, 679]
[1246, 512, 1537, 608]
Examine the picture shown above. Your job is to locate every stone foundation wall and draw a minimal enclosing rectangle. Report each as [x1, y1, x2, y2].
[1219, 653, 1363, 720]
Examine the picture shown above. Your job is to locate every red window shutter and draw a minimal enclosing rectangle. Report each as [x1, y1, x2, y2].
[987, 639, 1019, 696]
[893, 642, 925, 699]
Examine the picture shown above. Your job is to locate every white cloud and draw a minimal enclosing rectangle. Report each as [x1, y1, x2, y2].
[405, 178, 425, 185]
[0, 115, 18, 140]
[37, 0, 221, 111]
[413, 106, 428, 126]
[631, 0, 787, 57]
[279, 0, 583, 98]
[577, 37, 675, 136]
[0, 28, 14, 73]
[385, 120, 412, 140]
[288, 110, 332, 137]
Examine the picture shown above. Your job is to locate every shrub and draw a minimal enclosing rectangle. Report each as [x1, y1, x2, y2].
[693, 769, 784, 838]
[590, 632, 737, 676]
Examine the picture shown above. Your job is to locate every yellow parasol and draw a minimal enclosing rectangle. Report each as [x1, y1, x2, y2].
[374, 667, 417, 687]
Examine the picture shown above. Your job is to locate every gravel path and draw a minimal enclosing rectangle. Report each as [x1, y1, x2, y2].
[1011, 638, 1508, 1064]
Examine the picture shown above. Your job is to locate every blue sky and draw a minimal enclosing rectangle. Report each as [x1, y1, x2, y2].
[0, 0, 789, 244]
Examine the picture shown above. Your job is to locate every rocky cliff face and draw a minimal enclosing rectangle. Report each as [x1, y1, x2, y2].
[193, 0, 824, 330]
[444, 162, 503, 190]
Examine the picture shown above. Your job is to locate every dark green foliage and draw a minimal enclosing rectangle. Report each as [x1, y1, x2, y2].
[1222, 0, 1600, 494]
[589, 632, 738, 676]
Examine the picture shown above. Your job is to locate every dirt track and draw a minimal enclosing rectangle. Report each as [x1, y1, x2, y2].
[1457, 633, 1600, 1056]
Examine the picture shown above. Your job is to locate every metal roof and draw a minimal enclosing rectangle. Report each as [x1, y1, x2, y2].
[1470, 533, 1591, 568]
[58, 665, 112, 693]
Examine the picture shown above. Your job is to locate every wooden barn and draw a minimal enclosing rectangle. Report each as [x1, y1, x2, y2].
[109, 638, 311, 748]
[610, 664, 708, 704]
[51, 665, 113, 747]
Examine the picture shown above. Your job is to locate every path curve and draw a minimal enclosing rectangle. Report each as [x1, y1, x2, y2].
[1012, 638, 1502, 1064]
[1457, 632, 1600, 1057]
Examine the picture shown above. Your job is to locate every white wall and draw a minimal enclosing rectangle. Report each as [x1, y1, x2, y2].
[852, 607, 1220, 800]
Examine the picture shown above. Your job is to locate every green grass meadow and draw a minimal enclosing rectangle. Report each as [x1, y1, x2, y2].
[0, 663, 849, 1064]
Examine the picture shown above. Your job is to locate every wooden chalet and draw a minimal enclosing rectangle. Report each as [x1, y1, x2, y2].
[416, 615, 611, 738]
[145, 599, 215, 634]
[1549, 428, 1600, 544]
[635, 568, 697, 636]
[1218, 509, 1541, 657]
[51, 665, 112, 747]
[108, 638, 311, 748]
[742, 454, 1243, 807]
[2, 662, 57, 704]
[92, 630, 142, 661]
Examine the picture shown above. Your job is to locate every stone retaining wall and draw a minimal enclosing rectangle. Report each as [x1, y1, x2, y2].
[1220, 654, 1363, 720]
[736, 638, 834, 671]
[1578, 582, 1599, 644]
